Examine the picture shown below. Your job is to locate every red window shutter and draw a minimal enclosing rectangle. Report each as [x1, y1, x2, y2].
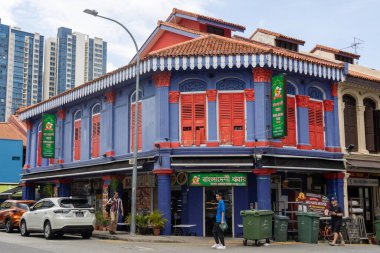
[283, 96, 296, 146]
[37, 131, 42, 167]
[49, 158, 54, 165]
[232, 93, 245, 146]
[181, 95, 194, 147]
[91, 114, 100, 158]
[309, 101, 324, 150]
[315, 102, 324, 150]
[219, 93, 232, 145]
[194, 94, 206, 146]
[219, 93, 246, 146]
[74, 120, 81, 161]
[131, 102, 142, 151]
[308, 101, 316, 148]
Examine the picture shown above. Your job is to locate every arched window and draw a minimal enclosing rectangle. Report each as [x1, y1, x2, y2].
[364, 98, 376, 152]
[343, 95, 358, 151]
[37, 123, 42, 167]
[73, 110, 82, 161]
[308, 87, 325, 150]
[131, 90, 142, 152]
[91, 104, 101, 158]
[179, 79, 207, 92]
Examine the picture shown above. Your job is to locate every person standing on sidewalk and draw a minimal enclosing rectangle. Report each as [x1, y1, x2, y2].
[107, 191, 124, 234]
[329, 197, 345, 246]
[212, 192, 226, 250]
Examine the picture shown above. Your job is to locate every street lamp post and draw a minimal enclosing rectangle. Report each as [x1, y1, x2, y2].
[83, 9, 140, 236]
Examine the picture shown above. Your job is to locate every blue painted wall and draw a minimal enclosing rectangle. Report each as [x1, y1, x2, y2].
[25, 67, 341, 170]
[0, 139, 23, 183]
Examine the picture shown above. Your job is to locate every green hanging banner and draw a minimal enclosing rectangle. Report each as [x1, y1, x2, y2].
[42, 114, 56, 158]
[272, 74, 287, 138]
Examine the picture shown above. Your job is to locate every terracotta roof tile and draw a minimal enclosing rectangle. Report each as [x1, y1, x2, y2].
[0, 123, 26, 146]
[168, 8, 245, 31]
[233, 35, 343, 68]
[251, 28, 305, 45]
[147, 34, 269, 57]
[348, 70, 380, 83]
[310, 44, 360, 59]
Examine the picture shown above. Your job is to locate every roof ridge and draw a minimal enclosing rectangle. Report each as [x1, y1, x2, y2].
[168, 8, 245, 30]
[311, 44, 360, 59]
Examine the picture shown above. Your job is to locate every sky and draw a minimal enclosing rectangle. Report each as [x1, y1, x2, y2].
[0, 0, 379, 72]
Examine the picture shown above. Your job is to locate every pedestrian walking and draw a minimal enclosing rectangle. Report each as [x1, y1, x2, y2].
[328, 197, 345, 246]
[211, 192, 226, 250]
[107, 191, 124, 234]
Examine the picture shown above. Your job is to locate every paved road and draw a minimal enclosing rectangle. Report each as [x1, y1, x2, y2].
[0, 230, 378, 253]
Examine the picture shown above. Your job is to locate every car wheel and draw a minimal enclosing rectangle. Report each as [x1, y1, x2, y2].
[81, 231, 92, 239]
[20, 220, 29, 237]
[5, 218, 13, 233]
[44, 221, 54, 240]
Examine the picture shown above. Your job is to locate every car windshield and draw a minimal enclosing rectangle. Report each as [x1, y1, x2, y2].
[16, 203, 31, 210]
[59, 199, 91, 208]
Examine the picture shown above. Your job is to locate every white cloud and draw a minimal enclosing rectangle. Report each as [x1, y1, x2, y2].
[0, 0, 218, 71]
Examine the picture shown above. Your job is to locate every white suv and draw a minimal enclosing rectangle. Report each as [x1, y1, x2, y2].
[20, 197, 95, 239]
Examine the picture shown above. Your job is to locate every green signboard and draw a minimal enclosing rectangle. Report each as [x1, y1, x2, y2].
[272, 74, 287, 138]
[42, 114, 56, 158]
[189, 173, 247, 187]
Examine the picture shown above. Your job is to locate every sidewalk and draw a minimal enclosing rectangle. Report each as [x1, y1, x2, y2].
[91, 231, 303, 245]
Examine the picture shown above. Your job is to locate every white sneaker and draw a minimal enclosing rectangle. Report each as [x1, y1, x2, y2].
[211, 243, 220, 249]
[216, 245, 226, 250]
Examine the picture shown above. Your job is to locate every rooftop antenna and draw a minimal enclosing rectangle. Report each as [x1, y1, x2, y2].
[341, 37, 365, 64]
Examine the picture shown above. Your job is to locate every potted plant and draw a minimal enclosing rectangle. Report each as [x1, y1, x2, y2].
[136, 214, 150, 235]
[149, 210, 168, 236]
[102, 218, 109, 231]
[95, 211, 103, 230]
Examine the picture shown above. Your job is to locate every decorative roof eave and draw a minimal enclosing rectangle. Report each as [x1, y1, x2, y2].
[18, 53, 344, 121]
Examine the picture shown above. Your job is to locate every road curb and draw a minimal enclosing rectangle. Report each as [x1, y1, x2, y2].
[92, 232, 186, 243]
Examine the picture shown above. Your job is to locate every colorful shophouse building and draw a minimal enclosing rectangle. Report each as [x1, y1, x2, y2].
[18, 9, 346, 237]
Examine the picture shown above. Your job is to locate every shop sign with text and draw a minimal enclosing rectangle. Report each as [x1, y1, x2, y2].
[272, 74, 287, 138]
[42, 114, 56, 158]
[189, 173, 247, 187]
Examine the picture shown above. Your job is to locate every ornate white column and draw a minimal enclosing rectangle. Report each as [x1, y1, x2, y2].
[356, 105, 368, 154]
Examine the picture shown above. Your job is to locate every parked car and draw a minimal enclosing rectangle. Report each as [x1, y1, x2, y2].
[20, 197, 95, 239]
[0, 200, 36, 233]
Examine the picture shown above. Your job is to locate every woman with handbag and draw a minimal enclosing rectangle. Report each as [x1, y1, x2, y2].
[211, 192, 226, 250]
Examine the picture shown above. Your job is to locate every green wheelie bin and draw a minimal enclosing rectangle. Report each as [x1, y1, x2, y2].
[375, 220, 380, 245]
[296, 212, 321, 244]
[240, 210, 274, 246]
[274, 215, 289, 242]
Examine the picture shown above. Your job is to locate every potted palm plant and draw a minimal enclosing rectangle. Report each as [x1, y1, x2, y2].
[149, 210, 168, 236]
[136, 214, 150, 235]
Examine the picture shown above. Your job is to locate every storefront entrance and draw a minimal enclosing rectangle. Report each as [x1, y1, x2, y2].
[204, 188, 233, 237]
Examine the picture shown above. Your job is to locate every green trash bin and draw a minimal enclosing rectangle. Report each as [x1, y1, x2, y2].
[240, 210, 274, 246]
[375, 220, 380, 245]
[296, 212, 321, 244]
[274, 215, 289, 242]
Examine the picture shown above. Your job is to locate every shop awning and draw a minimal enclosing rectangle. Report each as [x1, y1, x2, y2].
[21, 160, 146, 182]
[0, 186, 22, 196]
[346, 159, 380, 174]
[260, 154, 346, 172]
